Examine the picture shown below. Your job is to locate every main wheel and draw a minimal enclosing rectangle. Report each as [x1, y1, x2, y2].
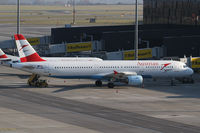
[171, 80, 175, 86]
[95, 80, 102, 87]
[107, 82, 114, 88]
[28, 81, 32, 86]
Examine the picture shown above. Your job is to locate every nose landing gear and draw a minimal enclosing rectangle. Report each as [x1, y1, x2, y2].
[181, 78, 194, 84]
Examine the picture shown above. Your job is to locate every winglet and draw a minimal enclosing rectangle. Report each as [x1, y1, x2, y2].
[14, 34, 46, 63]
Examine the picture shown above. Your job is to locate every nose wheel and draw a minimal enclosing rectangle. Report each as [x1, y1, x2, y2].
[171, 79, 175, 86]
[182, 77, 194, 84]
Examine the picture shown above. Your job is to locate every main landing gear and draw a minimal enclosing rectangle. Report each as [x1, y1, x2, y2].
[171, 79, 175, 86]
[171, 77, 194, 86]
[107, 82, 115, 88]
[95, 80, 115, 88]
[95, 80, 102, 87]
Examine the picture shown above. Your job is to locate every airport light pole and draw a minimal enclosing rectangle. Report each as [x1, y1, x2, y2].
[72, 0, 76, 24]
[17, 0, 20, 34]
[134, 0, 138, 60]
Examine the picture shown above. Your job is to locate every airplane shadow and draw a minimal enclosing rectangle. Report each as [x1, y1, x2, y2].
[52, 84, 123, 93]
[0, 84, 28, 89]
[52, 84, 94, 93]
[0, 73, 30, 79]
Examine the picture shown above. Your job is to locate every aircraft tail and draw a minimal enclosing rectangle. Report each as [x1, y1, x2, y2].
[0, 49, 8, 60]
[14, 34, 46, 62]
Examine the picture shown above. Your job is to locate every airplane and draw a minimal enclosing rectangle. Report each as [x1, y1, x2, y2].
[0, 49, 103, 62]
[0, 41, 103, 66]
[0, 49, 18, 61]
[0, 49, 8, 59]
[10, 34, 194, 88]
[0, 47, 103, 69]
[0, 49, 9, 61]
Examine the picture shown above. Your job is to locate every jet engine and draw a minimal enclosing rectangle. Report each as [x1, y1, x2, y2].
[127, 75, 143, 86]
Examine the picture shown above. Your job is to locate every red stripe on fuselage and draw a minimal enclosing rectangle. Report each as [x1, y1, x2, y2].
[20, 53, 46, 62]
[0, 54, 8, 58]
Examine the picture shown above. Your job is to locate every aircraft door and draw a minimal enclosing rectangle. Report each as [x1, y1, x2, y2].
[43, 63, 51, 76]
[94, 63, 100, 74]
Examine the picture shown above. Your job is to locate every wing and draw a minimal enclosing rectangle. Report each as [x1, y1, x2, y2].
[104, 70, 137, 79]
[98, 70, 143, 86]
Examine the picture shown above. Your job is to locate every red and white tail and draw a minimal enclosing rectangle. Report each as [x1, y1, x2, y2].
[0, 49, 8, 60]
[14, 34, 46, 62]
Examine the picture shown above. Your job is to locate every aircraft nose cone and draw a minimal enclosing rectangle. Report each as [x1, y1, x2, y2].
[187, 68, 194, 75]
[190, 68, 194, 75]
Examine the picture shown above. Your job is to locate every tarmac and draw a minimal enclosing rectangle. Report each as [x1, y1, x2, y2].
[0, 24, 51, 42]
[0, 65, 200, 133]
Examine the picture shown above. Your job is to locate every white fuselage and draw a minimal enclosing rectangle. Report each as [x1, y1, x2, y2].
[12, 60, 193, 80]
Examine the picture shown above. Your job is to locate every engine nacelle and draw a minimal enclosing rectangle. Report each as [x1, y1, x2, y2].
[127, 75, 143, 86]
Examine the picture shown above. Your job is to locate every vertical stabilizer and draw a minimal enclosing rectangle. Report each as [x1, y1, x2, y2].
[0, 49, 8, 59]
[14, 34, 46, 62]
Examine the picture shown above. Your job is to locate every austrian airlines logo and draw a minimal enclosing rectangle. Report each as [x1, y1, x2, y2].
[19, 45, 28, 51]
[161, 63, 171, 70]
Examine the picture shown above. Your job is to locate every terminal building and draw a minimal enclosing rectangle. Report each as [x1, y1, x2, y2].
[50, 0, 200, 58]
[144, 0, 200, 25]
[50, 24, 200, 58]
[142, 0, 200, 58]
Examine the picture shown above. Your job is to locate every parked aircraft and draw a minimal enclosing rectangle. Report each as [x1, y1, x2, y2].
[0, 49, 19, 66]
[0, 49, 102, 62]
[0, 49, 8, 60]
[11, 34, 194, 88]
[0, 46, 103, 69]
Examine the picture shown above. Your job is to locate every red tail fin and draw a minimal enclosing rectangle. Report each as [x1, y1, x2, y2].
[0, 49, 8, 59]
[14, 34, 46, 62]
